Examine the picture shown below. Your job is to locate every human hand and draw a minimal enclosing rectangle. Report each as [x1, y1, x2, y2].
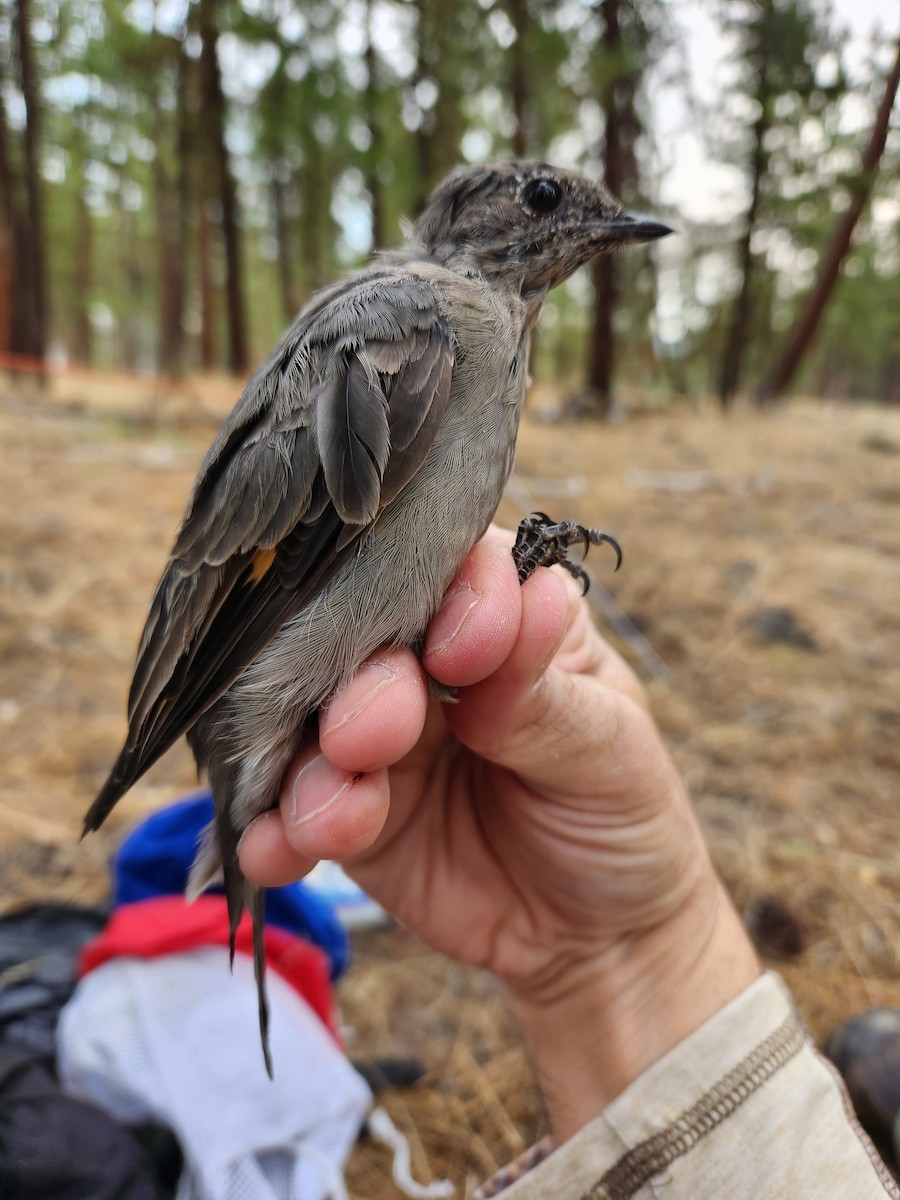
[239, 528, 759, 1137]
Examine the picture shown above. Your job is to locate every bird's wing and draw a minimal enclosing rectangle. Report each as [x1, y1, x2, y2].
[85, 273, 454, 830]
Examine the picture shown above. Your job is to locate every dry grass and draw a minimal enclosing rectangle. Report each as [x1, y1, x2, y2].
[1, 370, 899, 1194]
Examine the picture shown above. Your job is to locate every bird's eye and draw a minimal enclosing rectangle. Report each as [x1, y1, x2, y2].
[523, 178, 562, 214]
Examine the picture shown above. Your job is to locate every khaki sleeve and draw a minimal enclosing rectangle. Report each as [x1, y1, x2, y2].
[481, 973, 898, 1200]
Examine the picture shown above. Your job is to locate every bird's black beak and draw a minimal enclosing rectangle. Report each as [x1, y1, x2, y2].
[604, 212, 674, 244]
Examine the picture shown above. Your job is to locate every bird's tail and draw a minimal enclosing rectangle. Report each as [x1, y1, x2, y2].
[90, 750, 273, 1075]
[247, 883, 272, 1078]
[188, 807, 273, 1078]
[82, 744, 143, 837]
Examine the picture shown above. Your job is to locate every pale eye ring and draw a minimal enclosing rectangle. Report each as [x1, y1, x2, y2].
[523, 178, 562, 214]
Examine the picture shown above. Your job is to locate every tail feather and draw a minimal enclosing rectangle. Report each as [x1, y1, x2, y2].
[247, 883, 272, 1078]
[82, 745, 142, 837]
[218, 815, 245, 969]
[93, 744, 274, 1077]
[216, 811, 272, 1076]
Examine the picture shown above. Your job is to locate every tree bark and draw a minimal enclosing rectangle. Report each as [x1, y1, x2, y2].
[717, 104, 769, 409]
[13, 0, 47, 362]
[0, 55, 16, 356]
[155, 102, 183, 377]
[174, 44, 192, 371]
[411, 0, 434, 212]
[271, 167, 299, 321]
[411, 0, 466, 213]
[716, 0, 776, 411]
[589, 258, 618, 415]
[117, 189, 142, 372]
[197, 198, 217, 371]
[72, 184, 92, 363]
[364, 0, 387, 248]
[0, 70, 32, 360]
[506, 0, 529, 156]
[0, 219, 10, 354]
[154, 40, 190, 377]
[587, 0, 627, 417]
[759, 34, 900, 403]
[199, 0, 248, 374]
[298, 139, 332, 293]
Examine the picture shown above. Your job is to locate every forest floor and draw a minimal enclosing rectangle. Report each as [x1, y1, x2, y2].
[1, 369, 899, 1195]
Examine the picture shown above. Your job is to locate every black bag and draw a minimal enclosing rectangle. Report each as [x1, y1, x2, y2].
[0, 904, 107, 1066]
[0, 1043, 173, 1200]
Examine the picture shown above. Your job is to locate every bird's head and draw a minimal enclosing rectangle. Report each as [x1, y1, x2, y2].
[412, 160, 672, 297]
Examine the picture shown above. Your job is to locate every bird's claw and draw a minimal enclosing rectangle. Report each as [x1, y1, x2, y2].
[512, 512, 622, 594]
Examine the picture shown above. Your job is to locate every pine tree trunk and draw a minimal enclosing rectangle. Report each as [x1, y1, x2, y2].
[298, 141, 331, 292]
[118, 192, 141, 372]
[14, 0, 47, 362]
[586, 0, 625, 418]
[589, 255, 618, 415]
[716, 0, 777, 411]
[0, 223, 10, 355]
[411, 0, 434, 213]
[72, 185, 92, 363]
[759, 35, 900, 404]
[364, 0, 386, 248]
[506, 0, 529, 156]
[0, 58, 15, 357]
[271, 168, 298, 322]
[717, 105, 768, 410]
[411, 0, 465, 213]
[155, 105, 183, 377]
[174, 46, 192, 371]
[197, 199, 217, 371]
[199, 0, 247, 374]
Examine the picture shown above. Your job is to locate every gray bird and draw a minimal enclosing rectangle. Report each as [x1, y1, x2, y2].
[84, 160, 671, 1071]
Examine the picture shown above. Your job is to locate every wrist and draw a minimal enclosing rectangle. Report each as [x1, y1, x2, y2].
[507, 872, 760, 1143]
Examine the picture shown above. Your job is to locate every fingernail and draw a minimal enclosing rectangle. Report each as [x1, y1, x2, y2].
[428, 585, 479, 655]
[288, 754, 355, 827]
[327, 660, 397, 733]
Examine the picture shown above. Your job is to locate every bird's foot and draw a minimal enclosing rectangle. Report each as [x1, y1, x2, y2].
[512, 512, 622, 595]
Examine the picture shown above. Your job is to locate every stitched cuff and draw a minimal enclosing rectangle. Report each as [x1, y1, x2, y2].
[482, 973, 898, 1200]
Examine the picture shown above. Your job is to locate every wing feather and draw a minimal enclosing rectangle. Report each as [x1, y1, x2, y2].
[86, 271, 456, 835]
[382, 326, 455, 502]
[364, 327, 431, 373]
[316, 354, 391, 524]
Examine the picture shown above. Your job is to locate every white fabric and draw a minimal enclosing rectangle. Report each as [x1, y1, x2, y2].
[56, 948, 372, 1200]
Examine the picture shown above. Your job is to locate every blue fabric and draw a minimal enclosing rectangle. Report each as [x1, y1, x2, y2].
[112, 793, 349, 978]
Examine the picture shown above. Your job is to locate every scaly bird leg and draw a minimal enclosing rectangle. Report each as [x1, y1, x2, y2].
[512, 511, 622, 595]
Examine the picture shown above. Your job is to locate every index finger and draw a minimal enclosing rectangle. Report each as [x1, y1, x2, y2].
[422, 536, 523, 687]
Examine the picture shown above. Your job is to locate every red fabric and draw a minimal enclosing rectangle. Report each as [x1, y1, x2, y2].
[80, 895, 339, 1041]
